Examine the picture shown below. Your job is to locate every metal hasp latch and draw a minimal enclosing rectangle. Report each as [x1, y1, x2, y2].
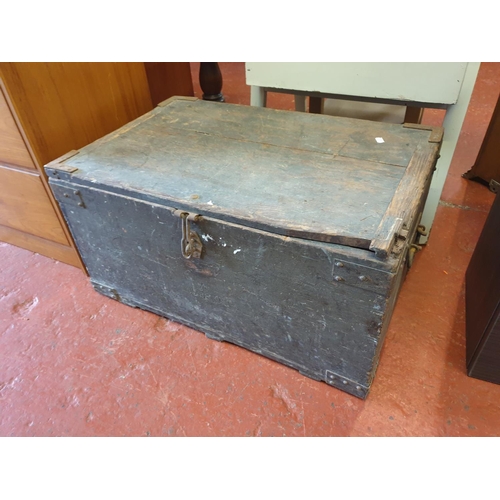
[173, 210, 203, 259]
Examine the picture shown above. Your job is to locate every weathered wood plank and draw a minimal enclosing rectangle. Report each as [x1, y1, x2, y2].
[369, 143, 440, 257]
[337, 128, 420, 167]
[403, 122, 444, 143]
[159, 98, 430, 164]
[61, 110, 408, 248]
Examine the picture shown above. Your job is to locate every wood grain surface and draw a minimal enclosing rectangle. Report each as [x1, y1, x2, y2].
[143, 63, 194, 107]
[0, 87, 35, 169]
[0, 63, 153, 167]
[0, 165, 69, 244]
[0, 223, 80, 267]
[370, 143, 440, 257]
[59, 99, 437, 250]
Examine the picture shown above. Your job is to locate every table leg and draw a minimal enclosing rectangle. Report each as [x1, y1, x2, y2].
[199, 62, 224, 102]
[404, 106, 423, 124]
[309, 96, 324, 114]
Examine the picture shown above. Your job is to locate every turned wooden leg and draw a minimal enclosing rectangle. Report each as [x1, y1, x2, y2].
[309, 96, 324, 114]
[404, 105, 424, 124]
[199, 62, 224, 102]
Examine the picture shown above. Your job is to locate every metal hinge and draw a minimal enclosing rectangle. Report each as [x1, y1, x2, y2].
[173, 210, 203, 259]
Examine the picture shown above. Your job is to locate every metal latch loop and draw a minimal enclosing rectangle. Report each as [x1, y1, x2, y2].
[176, 211, 203, 259]
[407, 243, 423, 268]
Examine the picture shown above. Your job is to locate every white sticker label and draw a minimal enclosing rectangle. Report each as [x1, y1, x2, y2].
[375, 137, 385, 144]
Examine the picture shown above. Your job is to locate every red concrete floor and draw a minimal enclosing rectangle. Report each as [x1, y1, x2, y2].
[1, 63, 500, 437]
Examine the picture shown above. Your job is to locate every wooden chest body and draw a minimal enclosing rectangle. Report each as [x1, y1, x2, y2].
[46, 97, 441, 398]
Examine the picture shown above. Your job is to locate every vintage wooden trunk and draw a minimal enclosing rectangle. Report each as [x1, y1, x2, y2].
[46, 97, 442, 398]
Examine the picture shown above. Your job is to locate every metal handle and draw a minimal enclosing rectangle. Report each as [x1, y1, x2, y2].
[407, 244, 423, 268]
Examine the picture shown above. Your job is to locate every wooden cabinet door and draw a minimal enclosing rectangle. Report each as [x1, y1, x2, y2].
[0, 165, 69, 244]
[0, 87, 36, 170]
